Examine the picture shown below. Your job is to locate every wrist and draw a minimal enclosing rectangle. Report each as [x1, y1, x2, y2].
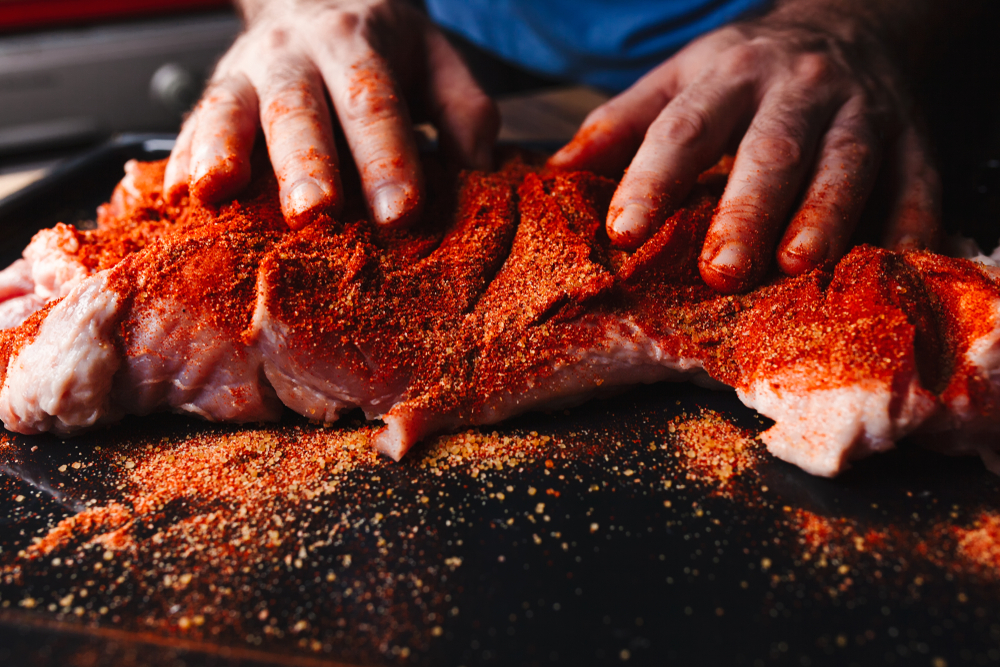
[759, 0, 939, 73]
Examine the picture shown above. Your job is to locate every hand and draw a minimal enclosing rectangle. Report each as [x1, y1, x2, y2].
[164, 0, 499, 229]
[549, 2, 942, 293]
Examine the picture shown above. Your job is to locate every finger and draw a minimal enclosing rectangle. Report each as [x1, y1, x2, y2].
[310, 29, 422, 228]
[547, 29, 744, 174]
[423, 29, 499, 170]
[699, 64, 839, 293]
[881, 123, 942, 252]
[547, 63, 680, 175]
[188, 73, 259, 204]
[604, 71, 756, 249]
[164, 111, 197, 204]
[259, 61, 343, 229]
[776, 96, 883, 275]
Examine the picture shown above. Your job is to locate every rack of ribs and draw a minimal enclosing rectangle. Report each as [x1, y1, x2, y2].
[0, 154, 998, 478]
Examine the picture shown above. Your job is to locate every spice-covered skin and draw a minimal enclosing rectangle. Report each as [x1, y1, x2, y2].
[170, 0, 956, 293]
[1, 157, 1000, 477]
[549, 0, 951, 292]
[164, 0, 498, 229]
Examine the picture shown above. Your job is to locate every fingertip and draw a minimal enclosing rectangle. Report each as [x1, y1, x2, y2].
[163, 159, 188, 204]
[699, 241, 755, 293]
[190, 154, 251, 203]
[283, 177, 340, 230]
[777, 227, 830, 275]
[371, 183, 420, 228]
[547, 119, 615, 172]
[607, 204, 653, 250]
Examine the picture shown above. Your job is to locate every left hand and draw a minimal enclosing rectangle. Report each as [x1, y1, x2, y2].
[548, 7, 941, 293]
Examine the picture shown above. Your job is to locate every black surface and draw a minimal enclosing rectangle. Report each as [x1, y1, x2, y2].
[0, 136, 999, 667]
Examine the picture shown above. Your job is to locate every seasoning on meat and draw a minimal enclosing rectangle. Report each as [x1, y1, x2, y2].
[0, 154, 999, 477]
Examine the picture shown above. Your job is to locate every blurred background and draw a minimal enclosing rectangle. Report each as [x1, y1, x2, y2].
[0, 0, 238, 191]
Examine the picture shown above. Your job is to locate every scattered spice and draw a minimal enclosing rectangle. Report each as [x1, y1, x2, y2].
[953, 512, 1000, 577]
[0, 418, 589, 661]
[666, 409, 762, 490]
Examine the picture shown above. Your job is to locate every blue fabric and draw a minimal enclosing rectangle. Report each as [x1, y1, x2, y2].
[426, 0, 772, 92]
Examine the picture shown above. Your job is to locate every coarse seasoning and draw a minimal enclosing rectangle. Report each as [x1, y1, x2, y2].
[1, 420, 577, 660]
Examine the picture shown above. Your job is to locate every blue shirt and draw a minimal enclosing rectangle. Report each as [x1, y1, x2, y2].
[426, 0, 772, 92]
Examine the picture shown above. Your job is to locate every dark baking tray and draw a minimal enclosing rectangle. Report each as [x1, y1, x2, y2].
[1, 135, 1000, 667]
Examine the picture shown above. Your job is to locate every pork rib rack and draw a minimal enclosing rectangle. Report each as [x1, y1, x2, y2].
[0, 156, 998, 477]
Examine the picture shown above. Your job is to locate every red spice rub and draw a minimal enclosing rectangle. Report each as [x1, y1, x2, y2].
[261, 165, 522, 388]
[3, 150, 1000, 469]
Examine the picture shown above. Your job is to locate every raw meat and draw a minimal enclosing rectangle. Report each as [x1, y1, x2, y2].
[0, 155, 998, 477]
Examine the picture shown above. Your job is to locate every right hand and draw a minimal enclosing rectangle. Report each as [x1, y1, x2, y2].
[164, 0, 499, 229]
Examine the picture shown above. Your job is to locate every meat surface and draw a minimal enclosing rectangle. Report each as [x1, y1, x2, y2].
[1, 155, 999, 477]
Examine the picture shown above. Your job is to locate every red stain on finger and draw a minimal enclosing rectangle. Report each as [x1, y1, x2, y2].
[348, 63, 397, 115]
[548, 120, 614, 170]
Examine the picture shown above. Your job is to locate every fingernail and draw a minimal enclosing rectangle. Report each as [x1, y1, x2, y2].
[784, 228, 828, 263]
[287, 179, 326, 217]
[709, 241, 751, 278]
[610, 204, 650, 247]
[372, 184, 410, 226]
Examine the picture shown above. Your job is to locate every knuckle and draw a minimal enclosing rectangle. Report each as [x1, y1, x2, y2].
[824, 124, 878, 169]
[651, 106, 709, 148]
[317, 9, 363, 41]
[360, 151, 410, 185]
[202, 76, 255, 114]
[582, 105, 610, 129]
[275, 146, 329, 174]
[339, 63, 397, 124]
[265, 26, 290, 50]
[794, 53, 836, 87]
[716, 44, 758, 79]
[743, 131, 804, 173]
[261, 72, 322, 123]
[435, 87, 495, 124]
[266, 104, 323, 134]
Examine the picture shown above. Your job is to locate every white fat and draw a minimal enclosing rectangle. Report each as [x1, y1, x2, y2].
[376, 412, 430, 462]
[23, 225, 89, 300]
[0, 259, 36, 302]
[0, 293, 47, 330]
[965, 328, 1000, 403]
[0, 273, 122, 434]
[739, 376, 938, 477]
